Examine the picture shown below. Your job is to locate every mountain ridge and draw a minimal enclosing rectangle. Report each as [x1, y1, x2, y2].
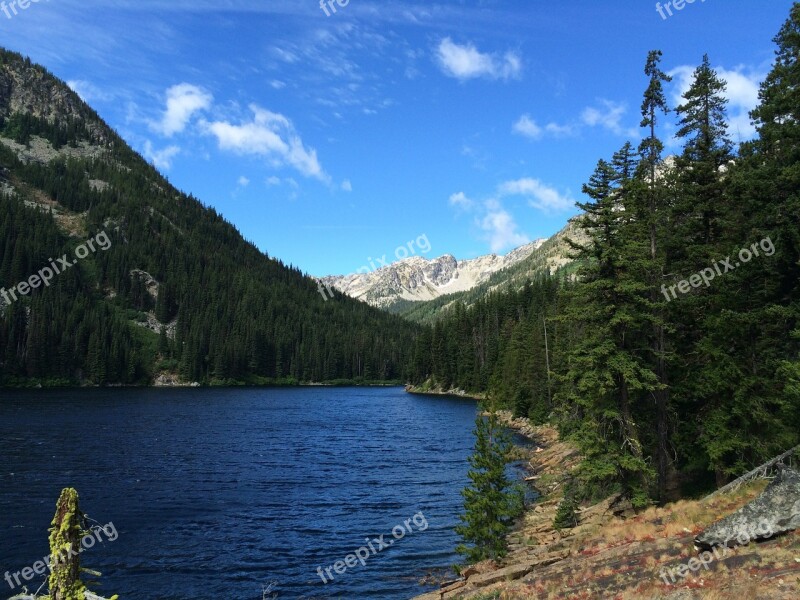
[319, 238, 549, 309]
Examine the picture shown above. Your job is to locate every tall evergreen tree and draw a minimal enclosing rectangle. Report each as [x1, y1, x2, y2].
[557, 158, 655, 505]
[636, 50, 673, 499]
[674, 54, 734, 250]
[669, 56, 739, 486]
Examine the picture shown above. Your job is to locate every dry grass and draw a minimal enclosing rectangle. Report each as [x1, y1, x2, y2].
[473, 479, 798, 600]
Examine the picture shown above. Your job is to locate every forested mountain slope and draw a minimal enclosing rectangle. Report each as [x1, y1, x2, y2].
[0, 49, 416, 386]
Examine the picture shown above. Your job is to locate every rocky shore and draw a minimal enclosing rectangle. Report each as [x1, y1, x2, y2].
[404, 384, 486, 400]
[411, 413, 800, 600]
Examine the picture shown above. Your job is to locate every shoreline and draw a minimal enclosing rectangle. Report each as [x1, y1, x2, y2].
[0, 378, 408, 390]
[403, 384, 486, 401]
[411, 414, 581, 600]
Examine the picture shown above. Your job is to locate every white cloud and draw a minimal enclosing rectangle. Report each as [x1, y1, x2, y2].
[436, 38, 522, 82]
[515, 101, 635, 142]
[449, 178, 571, 253]
[499, 178, 574, 212]
[270, 80, 286, 90]
[264, 176, 300, 199]
[512, 114, 542, 139]
[513, 115, 575, 140]
[143, 141, 180, 170]
[203, 104, 328, 181]
[151, 83, 213, 137]
[237, 176, 250, 188]
[449, 191, 475, 210]
[581, 100, 638, 138]
[545, 122, 576, 137]
[669, 64, 764, 141]
[480, 199, 529, 253]
[67, 80, 113, 103]
[341, 179, 353, 192]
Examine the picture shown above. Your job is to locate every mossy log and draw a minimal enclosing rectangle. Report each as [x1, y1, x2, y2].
[47, 488, 86, 600]
[8, 488, 117, 600]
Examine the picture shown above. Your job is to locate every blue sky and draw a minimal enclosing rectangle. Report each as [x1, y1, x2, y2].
[0, 0, 793, 276]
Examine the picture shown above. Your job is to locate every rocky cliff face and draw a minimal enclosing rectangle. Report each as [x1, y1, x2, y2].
[0, 51, 111, 144]
[319, 239, 548, 309]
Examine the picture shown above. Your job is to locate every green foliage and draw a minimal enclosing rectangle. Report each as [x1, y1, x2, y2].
[412, 5, 800, 506]
[1, 112, 93, 149]
[456, 408, 524, 563]
[553, 496, 579, 531]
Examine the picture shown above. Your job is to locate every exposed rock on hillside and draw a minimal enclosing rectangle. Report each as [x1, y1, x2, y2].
[0, 54, 110, 144]
[320, 239, 547, 309]
[695, 466, 800, 550]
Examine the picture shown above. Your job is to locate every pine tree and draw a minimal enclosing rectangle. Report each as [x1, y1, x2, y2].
[669, 56, 739, 487]
[636, 50, 673, 499]
[456, 407, 522, 563]
[557, 157, 656, 505]
[674, 54, 733, 250]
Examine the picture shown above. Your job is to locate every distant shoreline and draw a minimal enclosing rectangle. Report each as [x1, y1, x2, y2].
[0, 378, 408, 390]
[403, 383, 486, 401]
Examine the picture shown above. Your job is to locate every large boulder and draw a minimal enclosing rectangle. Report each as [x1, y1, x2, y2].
[695, 465, 800, 550]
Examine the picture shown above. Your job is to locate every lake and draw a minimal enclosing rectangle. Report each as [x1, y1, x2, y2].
[0, 387, 484, 599]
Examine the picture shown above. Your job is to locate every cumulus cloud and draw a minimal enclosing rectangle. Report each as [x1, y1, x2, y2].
[499, 178, 574, 212]
[513, 114, 575, 140]
[265, 176, 300, 199]
[449, 191, 475, 210]
[581, 100, 639, 138]
[544, 122, 576, 137]
[151, 83, 213, 137]
[669, 64, 764, 141]
[203, 104, 328, 181]
[237, 176, 250, 188]
[67, 80, 113, 103]
[143, 141, 180, 170]
[480, 199, 530, 253]
[341, 179, 353, 192]
[512, 114, 542, 139]
[436, 38, 521, 81]
[449, 177, 572, 252]
[514, 101, 635, 142]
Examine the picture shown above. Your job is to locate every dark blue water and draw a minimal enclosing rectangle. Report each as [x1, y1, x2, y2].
[0, 387, 481, 599]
